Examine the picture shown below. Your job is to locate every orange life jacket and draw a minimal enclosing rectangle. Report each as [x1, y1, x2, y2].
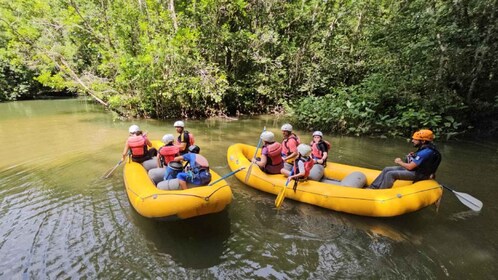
[266, 142, 283, 166]
[159, 145, 180, 166]
[282, 134, 300, 156]
[128, 135, 147, 156]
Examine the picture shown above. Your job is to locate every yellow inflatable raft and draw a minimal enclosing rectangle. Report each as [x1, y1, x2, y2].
[227, 143, 442, 217]
[123, 141, 233, 220]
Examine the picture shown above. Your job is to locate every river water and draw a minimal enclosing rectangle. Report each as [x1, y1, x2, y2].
[0, 98, 496, 279]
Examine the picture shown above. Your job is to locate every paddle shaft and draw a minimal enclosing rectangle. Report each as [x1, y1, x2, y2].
[208, 167, 245, 186]
[103, 160, 123, 179]
[245, 126, 266, 182]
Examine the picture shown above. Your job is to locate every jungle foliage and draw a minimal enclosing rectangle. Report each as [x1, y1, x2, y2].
[1, 0, 497, 138]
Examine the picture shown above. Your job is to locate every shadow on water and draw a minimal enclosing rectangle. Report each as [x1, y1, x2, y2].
[130, 209, 231, 269]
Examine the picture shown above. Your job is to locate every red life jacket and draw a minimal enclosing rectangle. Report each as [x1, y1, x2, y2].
[294, 156, 314, 178]
[310, 140, 330, 159]
[128, 135, 146, 156]
[159, 145, 180, 165]
[282, 134, 300, 156]
[266, 142, 283, 166]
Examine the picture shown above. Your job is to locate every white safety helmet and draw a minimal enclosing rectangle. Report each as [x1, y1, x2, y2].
[281, 123, 293, 132]
[162, 134, 175, 144]
[128, 125, 140, 134]
[173, 120, 185, 127]
[297, 144, 312, 157]
[312, 131, 323, 137]
[260, 131, 275, 142]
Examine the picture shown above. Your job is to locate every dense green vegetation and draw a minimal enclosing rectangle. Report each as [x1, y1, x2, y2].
[1, 0, 497, 138]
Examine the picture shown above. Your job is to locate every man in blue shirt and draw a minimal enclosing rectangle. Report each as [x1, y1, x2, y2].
[368, 129, 442, 189]
[174, 145, 211, 190]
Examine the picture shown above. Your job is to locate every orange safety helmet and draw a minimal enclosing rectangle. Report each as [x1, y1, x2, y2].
[412, 129, 434, 141]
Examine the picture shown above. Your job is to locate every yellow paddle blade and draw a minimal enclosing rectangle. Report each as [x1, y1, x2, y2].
[275, 186, 286, 208]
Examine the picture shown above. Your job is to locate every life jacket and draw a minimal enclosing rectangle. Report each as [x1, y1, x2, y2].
[294, 156, 314, 179]
[177, 130, 195, 153]
[413, 143, 442, 182]
[310, 140, 330, 160]
[266, 142, 283, 166]
[127, 135, 147, 157]
[282, 134, 300, 156]
[158, 145, 180, 166]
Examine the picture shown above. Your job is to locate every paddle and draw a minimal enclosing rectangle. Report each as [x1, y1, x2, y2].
[292, 178, 298, 193]
[245, 126, 266, 183]
[441, 184, 483, 212]
[208, 167, 246, 186]
[275, 167, 298, 208]
[103, 160, 123, 179]
[275, 177, 291, 209]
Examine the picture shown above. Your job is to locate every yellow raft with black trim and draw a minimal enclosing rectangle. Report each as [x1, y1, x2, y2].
[227, 143, 442, 217]
[123, 141, 233, 220]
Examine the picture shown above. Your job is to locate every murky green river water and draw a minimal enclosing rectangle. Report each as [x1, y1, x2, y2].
[0, 98, 496, 278]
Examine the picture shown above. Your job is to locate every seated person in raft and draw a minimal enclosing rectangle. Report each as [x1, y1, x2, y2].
[367, 129, 441, 189]
[148, 134, 180, 185]
[252, 131, 284, 174]
[122, 124, 157, 170]
[281, 144, 314, 181]
[169, 145, 211, 190]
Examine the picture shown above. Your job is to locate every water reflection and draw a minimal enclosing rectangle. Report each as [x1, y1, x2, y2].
[131, 210, 231, 269]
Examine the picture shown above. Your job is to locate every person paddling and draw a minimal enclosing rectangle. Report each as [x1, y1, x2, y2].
[252, 131, 284, 174]
[281, 144, 314, 181]
[122, 125, 157, 169]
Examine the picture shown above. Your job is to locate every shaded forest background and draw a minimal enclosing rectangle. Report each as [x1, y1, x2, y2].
[1, 0, 497, 138]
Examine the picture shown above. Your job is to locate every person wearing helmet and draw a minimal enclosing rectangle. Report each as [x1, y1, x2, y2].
[280, 123, 300, 171]
[252, 131, 284, 174]
[147, 134, 181, 185]
[281, 143, 314, 181]
[163, 144, 211, 190]
[368, 129, 442, 189]
[310, 131, 330, 166]
[173, 120, 194, 155]
[305, 131, 331, 181]
[122, 124, 157, 166]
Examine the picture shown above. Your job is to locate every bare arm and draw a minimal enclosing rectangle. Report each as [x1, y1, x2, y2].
[254, 154, 267, 168]
[121, 141, 129, 161]
[394, 158, 417, 170]
[176, 142, 187, 153]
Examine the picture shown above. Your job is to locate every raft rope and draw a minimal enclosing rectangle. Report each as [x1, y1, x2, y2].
[133, 184, 230, 202]
[291, 185, 443, 203]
